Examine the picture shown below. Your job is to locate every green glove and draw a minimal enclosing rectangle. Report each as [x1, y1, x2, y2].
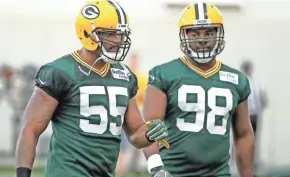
[145, 119, 168, 142]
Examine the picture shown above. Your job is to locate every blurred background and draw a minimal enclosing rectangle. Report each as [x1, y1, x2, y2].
[0, 0, 289, 176]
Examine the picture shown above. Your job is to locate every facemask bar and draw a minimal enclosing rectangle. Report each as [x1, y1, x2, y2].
[179, 23, 225, 63]
[90, 24, 131, 64]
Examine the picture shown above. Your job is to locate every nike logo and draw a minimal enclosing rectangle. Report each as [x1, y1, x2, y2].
[39, 78, 46, 84]
[78, 65, 88, 75]
[149, 75, 155, 81]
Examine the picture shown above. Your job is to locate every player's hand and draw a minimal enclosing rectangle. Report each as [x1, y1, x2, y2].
[150, 166, 173, 177]
[145, 119, 168, 142]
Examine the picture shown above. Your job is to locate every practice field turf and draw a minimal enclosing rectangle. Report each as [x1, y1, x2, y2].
[0, 167, 149, 177]
[1, 166, 290, 177]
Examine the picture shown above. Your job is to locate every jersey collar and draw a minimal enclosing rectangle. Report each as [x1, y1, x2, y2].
[71, 50, 110, 77]
[180, 56, 222, 78]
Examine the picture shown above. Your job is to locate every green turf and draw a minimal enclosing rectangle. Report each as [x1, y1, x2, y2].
[2, 166, 289, 177]
[0, 167, 148, 177]
[0, 167, 43, 177]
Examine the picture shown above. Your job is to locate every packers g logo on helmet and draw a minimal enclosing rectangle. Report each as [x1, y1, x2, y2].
[178, 2, 225, 64]
[82, 5, 100, 19]
[75, 0, 131, 64]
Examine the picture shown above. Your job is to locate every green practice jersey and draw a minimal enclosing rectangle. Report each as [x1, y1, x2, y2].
[148, 57, 251, 177]
[35, 51, 138, 177]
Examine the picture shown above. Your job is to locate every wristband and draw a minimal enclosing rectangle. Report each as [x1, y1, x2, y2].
[16, 167, 31, 177]
[147, 154, 164, 173]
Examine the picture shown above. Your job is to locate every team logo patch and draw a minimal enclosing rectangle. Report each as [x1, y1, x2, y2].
[82, 5, 100, 19]
[219, 71, 239, 85]
[111, 68, 130, 81]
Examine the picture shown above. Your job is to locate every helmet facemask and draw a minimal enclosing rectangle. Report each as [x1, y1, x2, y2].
[90, 24, 131, 64]
[179, 23, 225, 64]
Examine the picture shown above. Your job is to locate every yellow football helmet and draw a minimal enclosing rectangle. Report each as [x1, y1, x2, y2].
[178, 2, 225, 63]
[75, 0, 131, 64]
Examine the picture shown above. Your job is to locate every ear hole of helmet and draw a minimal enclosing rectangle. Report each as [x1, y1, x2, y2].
[84, 31, 89, 38]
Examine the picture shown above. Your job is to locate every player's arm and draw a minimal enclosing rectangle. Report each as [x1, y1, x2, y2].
[233, 77, 255, 177]
[142, 67, 172, 177]
[122, 73, 168, 149]
[122, 97, 152, 149]
[15, 87, 58, 176]
[15, 65, 68, 177]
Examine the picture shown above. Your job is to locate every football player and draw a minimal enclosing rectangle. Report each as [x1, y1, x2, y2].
[15, 1, 168, 177]
[142, 2, 255, 177]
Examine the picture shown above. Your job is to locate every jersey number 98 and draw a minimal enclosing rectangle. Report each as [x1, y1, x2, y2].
[177, 85, 233, 135]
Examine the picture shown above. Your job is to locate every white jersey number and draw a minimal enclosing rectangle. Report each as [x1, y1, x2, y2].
[79, 86, 128, 135]
[177, 85, 233, 135]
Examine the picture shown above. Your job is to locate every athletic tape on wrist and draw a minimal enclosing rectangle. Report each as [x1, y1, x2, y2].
[147, 154, 164, 173]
